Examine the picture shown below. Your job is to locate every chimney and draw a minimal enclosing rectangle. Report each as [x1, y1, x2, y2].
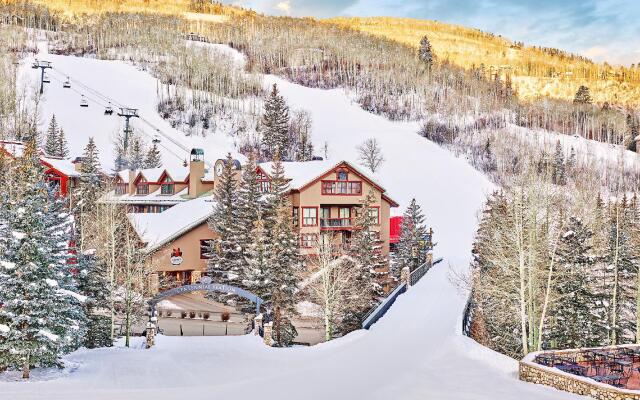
[189, 148, 205, 198]
[72, 157, 84, 172]
[128, 169, 136, 195]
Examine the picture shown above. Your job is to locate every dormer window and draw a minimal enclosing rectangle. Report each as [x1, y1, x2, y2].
[136, 178, 149, 195]
[337, 170, 348, 181]
[257, 169, 271, 193]
[161, 176, 175, 195]
[115, 182, 127, 195]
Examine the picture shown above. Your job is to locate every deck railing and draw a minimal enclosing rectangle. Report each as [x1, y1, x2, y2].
[320, 218, 354, 229]
[361, 257, 442, 330]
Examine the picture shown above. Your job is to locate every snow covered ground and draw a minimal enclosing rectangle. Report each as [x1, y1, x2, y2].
[1, 43, 586, 399]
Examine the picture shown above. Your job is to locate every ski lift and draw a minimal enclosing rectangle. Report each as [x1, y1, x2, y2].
[152, 129, 161, 144]
[63, 77, 71, 89]
[42, 73, 50, 83]
[183, 159, 188, 167]
[80, 95, 89, 108]
[31, 59, 39, 69]
[104, 102, 114, 115]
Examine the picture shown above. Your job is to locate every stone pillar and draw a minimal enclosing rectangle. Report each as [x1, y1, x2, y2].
[191, 270, 202, 284]
[401, 266, 411, 289]
[254, 314, 263, 336]
[263, 321, 273, 347]
[145, 321, 156, 349]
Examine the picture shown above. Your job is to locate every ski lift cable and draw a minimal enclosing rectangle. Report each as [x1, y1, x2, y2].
[47, 74, 109, 108]
[47, 68, 206, 167]
[50, 68, 126, 109]
[135, 125, 185, 163]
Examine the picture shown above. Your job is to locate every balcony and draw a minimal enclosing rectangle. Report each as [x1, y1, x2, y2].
[320, 218, 354, 230]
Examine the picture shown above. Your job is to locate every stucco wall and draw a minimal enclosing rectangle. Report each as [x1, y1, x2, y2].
[150, 223, 217, 274]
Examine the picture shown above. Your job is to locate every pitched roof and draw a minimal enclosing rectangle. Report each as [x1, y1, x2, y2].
[102, 186, 189, 205]
[257, 160, 398, 206]
[128, 195, 215, 252]
[41, 156, 80, 178]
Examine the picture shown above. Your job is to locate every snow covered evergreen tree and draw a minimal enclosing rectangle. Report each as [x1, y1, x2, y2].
[261, 156, 299, 346]
[206, 153, 243, 293]
[144, 143, 162, 168]
[552, 140, 566, 185]
[129, 137, 145, 170]
[77, 250, 112, 348]
[76, 137, 102, 250]
[236, 154, 262, 281]
[350, 188, 387, 299]
[246, 215, 270, 301]
[394, 198, 429, 274]
[0, 138, 85, 378]
[265, 194, 299, 347]
[260, 84, 290, 161]
[546, 217, 598, 349]
[44, 115, 59, 157]
[56, 128, 69, 158]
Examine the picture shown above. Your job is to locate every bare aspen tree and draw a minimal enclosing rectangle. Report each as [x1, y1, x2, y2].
[357, 138, 385, 173]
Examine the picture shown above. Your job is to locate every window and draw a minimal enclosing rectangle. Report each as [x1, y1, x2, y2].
[300, 234, 318, 248]
[339, 207, 350, 219]
[257, 170, 271, 193]
[161, 176, 175, 195]
[115, 183, 127, 195]
[320, 207, 331, 220]
[302, 207, 318, 226]
[368, 207, 380, 225]
[136, 178, 149, 195]
[321, 180, 362, 195]
[200, 240, 212, 259]
[337, 170, 348, 181]
[292, 207, 299, 227]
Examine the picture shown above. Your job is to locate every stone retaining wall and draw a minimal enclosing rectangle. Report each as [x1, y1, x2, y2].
[520, 348, 640, 400]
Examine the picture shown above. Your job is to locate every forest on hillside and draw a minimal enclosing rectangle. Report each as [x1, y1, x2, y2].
[1, 0, 640, 362]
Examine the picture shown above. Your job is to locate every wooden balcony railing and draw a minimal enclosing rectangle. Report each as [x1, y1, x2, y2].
[320, 218, 354, 229]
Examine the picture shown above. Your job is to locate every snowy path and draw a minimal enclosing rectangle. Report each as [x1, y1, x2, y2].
[1, 45, 586, 399]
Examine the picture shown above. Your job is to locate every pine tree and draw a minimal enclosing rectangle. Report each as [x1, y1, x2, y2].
[113, 133, 128, 172]
[552, 140, 566, 185]
[144, 143, 162, 168]
[546, 217, 598, 348]
[265, 196, 299, 347]
[573, 85, 593, 105]
[236, 154, 262, 283]
[57, 128, 69, 158]
[628, 114, 639, 152]
[0, 138, 85, 378]
[394, 198, 429, 274]
[44, 115, 59, 156]
[129, 137, 145, 170]
[246, 215, 269, 301]
[76, 138, 102, 250]
[350, 188, 387, 300]
[77, 250, 112, 348]
[260, 84, 290, 161]
[418, 35, 434, 68]
[206, 153, 243, 294]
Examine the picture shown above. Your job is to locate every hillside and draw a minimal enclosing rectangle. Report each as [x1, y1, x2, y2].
[328, 17, 640, 107]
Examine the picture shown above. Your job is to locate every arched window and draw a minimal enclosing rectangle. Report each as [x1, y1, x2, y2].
[161, 175, 175, 195]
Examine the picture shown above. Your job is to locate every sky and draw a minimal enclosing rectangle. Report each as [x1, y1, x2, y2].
[226, 0, 640, 67]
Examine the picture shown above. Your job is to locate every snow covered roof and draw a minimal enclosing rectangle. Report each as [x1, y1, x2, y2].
[128, 195, 215, 252]
[103, 186, 189, 205]
[257, 160, 397, 205]
[137, 166, 190, 183]
[0, 140, 26, 157]
[41, 156, 80, 177]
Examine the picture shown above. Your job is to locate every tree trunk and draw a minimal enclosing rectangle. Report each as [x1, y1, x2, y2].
[21, 354, 29, 379]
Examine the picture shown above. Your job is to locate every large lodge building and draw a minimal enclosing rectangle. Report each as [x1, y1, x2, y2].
[105, 149, 399, 292]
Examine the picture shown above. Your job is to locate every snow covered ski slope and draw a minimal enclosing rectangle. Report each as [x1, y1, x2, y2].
[1, 44, 585, 400]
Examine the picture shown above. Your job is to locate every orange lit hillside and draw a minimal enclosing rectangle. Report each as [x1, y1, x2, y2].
[328, 17, 640, 107]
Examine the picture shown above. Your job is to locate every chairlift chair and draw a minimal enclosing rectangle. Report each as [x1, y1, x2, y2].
[42, 73, 50, 83]
[104, 103, 114, 115]
[152, 129, 161, 144]
[63, 77, 71, 89]
[80, 96, 89, 108]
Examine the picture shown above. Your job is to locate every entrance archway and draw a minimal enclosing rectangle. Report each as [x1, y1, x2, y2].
[148, 277, 264, 316]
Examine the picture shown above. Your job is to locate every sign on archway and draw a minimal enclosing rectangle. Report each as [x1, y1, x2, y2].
[148, 277, 264, 315]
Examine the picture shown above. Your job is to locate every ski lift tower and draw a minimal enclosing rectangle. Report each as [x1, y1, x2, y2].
[32, 60, 52, 94]
[117, 107, 140, 150]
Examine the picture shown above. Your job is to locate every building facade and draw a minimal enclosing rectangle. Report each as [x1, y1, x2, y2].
[123, 150, 398, 292]
[0, 140, 80, 198]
